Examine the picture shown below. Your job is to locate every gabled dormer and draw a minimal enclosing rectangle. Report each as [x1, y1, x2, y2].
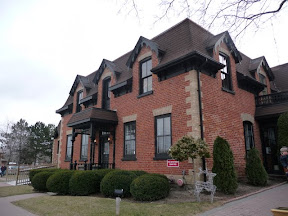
[126, 36, 164, 69]
[206, 31, 242, 64]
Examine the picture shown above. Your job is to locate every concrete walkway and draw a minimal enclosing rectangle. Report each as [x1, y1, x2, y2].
[200, 182, 288, 216]
[0, 182, 47, 216]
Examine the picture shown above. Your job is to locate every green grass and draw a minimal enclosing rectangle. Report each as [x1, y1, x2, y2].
[0, 185, 35, 197]
[14, 196, 220, 216]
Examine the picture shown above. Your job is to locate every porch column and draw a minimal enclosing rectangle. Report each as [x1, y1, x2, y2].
[112, 126, 116, 169]
[89, 123, 95, 170]
[70, 129, 76, 170]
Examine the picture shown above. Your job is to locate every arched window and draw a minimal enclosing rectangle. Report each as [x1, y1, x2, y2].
[243, 121, 255, 154]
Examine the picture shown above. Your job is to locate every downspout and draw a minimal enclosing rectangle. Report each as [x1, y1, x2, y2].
[197, 59, 207, 181]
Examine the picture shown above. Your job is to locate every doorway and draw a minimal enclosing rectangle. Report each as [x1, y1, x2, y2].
[99, 132, 110, 168]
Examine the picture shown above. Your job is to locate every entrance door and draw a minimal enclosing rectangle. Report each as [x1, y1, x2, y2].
[100, 136, 110, 168]
[262, 127, 279, 174]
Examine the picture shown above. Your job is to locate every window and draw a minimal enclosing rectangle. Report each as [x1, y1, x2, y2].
[123, 122, 136, 159]
[80, 134, 89, 161]
[243, 121, 255, 154]
[102, 78, 111, 109]
[57, 140, 60, 154]
[76, 91, 83, 112]
[259, 73, 267, 95]
[65, 135, 72, 161]
[155, 114, 171, 159]
[219, 54, 233, 91]
[140, 58, 152, 94]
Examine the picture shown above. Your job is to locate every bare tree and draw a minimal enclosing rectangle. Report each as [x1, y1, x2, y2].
[118, 0, 287, 38]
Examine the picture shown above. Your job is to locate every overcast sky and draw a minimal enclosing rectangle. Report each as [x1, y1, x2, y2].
[0, 0, 287, 127]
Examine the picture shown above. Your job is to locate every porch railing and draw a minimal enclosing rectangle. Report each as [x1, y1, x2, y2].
[70, 160, 115, 171]
[255, 91, 288, 106]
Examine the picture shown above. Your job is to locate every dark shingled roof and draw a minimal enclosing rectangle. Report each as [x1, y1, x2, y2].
[272, 63, 288, 91]
[67, 107, 118, 127]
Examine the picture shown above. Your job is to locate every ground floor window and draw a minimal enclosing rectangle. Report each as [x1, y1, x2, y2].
[65, 135, 72, 161]
[155, 114, 171, 159]
[243, 121, 255, 154]
[80, 134, 89, 161]
[124, 121, 136, 159]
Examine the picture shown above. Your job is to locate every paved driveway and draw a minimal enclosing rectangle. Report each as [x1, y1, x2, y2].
[200, 183, 288, 216]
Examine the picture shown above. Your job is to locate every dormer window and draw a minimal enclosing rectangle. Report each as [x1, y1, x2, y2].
[259, 73, 267, 95]
[219, 54, 233, 91]
[140, 58, 152, 95]
[76, 91, 83, 112]
[102, 77, 111, 110]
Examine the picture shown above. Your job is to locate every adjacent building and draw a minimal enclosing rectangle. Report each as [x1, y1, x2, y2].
[53, 19, 288, 181]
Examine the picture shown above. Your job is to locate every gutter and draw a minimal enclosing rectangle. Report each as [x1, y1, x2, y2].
[197, 59, 208, 181]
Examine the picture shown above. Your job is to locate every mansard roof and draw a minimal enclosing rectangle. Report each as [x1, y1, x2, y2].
[272, 63, 288, 91]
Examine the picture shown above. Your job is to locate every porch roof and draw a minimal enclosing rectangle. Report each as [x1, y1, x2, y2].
[255, 102, 288, 119]
[67, 107, 118, 127]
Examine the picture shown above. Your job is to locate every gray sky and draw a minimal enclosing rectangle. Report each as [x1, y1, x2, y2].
[0, 0, 287, 127]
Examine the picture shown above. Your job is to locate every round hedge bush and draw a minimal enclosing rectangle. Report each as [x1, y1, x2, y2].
[130, 174, 170, 201]
[46, 170, 74, 195]
[130, 170, 148, 177]
[29, 168, 60, 181]
[100, 170, 137, 197]
[31, 171, 55, 192]
[69, 171, 102, 196]
[95, 169, 114, 180]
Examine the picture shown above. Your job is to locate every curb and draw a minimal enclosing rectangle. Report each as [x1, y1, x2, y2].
[223, 181, 287, 204]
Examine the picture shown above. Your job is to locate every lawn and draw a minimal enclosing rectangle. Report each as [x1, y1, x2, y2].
[0, 185, 35, 197]
[13, 195, 220, 216]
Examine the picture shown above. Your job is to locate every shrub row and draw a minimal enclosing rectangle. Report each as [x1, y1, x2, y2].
[30, 169, 170, 201]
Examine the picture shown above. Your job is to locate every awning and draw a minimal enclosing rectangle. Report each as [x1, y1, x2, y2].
[67, 108, 118, 127]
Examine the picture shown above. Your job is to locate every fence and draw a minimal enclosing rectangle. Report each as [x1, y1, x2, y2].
[5, 164, 56, 185]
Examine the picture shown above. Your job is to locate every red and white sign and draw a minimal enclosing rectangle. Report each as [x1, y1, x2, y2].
[167, 159, 179, 167]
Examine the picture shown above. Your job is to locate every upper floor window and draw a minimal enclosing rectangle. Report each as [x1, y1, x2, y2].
[243, 121, 255, 155]
[259, 73, 267, 95]
[123, 121, 136, 160]
[80, 134, 89, 161]
[219, 54, 233, 91]
[76, 91, 83, 112]
[65, 135, 72, 161]
[155, 114, 171, 160]
[140, 58, 152, 95]
[102, 77, 111, 110]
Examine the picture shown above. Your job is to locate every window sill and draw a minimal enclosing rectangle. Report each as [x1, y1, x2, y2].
[222, 87, 235, 95]
[122, 156, 137, 161]
[79, 159, 88, 162]
[64, 159, 71, 162]
[153, 154, 171, 160]
[137, 90, 153, 99]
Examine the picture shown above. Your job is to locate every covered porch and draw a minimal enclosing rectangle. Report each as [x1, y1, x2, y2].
[67, 107, 118, 170]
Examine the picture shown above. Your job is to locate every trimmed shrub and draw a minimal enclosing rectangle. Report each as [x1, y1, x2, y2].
[100, 170, 137, 197]
[31, 171, 55, 192]
[29, 168, 60, 181]
[246, 148, 268, 186]
[46, 170, 74, 195]
[130, 170, 148, 177]
[212, 136, 238, 194]
[95, 169, 114, 180]
[130, 174, 170, 201]
[69, 171, 102, 195]
[278, 112, 288, 150]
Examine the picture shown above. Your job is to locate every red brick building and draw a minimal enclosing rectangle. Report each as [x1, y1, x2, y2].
[53, 19, 288, 181]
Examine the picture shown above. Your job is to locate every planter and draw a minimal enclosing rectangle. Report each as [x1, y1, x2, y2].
[271, 207, 288, 216]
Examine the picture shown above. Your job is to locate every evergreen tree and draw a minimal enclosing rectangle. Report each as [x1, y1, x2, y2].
[245, 148, 268, 186]
[277, 112, 288, 149]
[212, 136, 238, 194]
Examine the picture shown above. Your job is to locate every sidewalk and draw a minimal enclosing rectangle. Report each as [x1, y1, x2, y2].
[200, 182, 288, 216]
[0, 182, 47, 216]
